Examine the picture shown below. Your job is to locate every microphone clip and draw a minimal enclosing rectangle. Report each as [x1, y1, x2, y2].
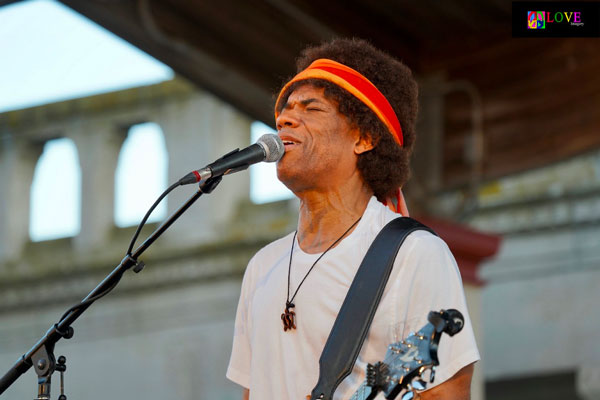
[199, 176, 223, 194]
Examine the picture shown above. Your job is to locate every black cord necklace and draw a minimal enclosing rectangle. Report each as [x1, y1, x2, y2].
[281, 217, 362, 332]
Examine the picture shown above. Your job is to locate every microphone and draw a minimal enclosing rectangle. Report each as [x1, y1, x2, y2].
[179, 133, 284, 185]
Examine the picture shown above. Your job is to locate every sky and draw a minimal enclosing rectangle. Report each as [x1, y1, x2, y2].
[2, 0, 289, 241]
[0, 0, 174, 113]
[29, 138, 81, 241]
[114, 123, 169, 228]
[250, 121, 293, 204]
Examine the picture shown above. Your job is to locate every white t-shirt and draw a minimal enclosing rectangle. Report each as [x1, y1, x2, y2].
[227, 197, 480, 399]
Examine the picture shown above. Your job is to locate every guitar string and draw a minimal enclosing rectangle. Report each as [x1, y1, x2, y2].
[354, 347, 403, 400]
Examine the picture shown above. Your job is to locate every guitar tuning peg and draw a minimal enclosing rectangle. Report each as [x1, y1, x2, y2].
[402, 383, 421, 400]
[412, 379, 427, 391]
[366, 363, 376, 387]
[430, 366, 436, 383]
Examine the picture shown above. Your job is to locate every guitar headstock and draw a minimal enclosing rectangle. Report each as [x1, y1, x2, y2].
[360, 309, 464, 400]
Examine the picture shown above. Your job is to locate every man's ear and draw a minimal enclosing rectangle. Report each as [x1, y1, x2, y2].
[354, 132, 376, 155]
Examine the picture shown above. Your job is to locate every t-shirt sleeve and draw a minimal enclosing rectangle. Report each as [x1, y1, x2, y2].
[393, 231, 481, 390]
[226, 257, 255, 389]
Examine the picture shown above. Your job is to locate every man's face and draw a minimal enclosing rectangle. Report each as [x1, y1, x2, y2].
[275, 85, 362, 194]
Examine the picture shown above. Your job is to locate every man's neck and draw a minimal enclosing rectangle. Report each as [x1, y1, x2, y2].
[296, 183, 373, 254]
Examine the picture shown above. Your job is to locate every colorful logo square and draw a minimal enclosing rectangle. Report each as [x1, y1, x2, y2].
[528, 11, 545, 29]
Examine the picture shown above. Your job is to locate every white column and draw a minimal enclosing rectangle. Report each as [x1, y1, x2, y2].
[0, 135, 42, 262]
[158, 92, 252, 249]
[70, 120, 124, 251]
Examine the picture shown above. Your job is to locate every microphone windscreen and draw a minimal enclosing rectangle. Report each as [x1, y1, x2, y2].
[258, 134, 284, 162]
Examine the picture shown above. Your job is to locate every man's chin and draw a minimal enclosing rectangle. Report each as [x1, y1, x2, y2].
[276, 168, 294, 188]
[276, 165, 304, 193]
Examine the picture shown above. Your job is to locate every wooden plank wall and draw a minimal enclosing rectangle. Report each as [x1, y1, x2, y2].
[425, 38, 600, 187]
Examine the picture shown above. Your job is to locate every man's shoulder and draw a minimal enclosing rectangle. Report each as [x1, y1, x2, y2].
[392, 226, 460, 282]
[394, 227, 453, 263]
[365, 200, 446, 253]
[403, 228, 447, 250]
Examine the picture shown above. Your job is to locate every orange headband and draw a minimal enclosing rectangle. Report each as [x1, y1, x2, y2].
[274, 58, 403, 146]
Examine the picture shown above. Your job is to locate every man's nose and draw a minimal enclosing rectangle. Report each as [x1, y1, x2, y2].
[276, 109, 300, 130]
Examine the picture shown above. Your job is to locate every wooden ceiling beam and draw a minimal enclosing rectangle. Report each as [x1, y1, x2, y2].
[283, 0, 420, 68]
[59, 0, 277, 124]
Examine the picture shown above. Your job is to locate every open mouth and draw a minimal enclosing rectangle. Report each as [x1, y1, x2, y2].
[282, 139, 299, 149]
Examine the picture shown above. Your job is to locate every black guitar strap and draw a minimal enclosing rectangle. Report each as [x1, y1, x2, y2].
[310, 217, 436, 400]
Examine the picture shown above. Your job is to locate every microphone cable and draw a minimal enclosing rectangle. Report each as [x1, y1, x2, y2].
[58, 179, 184, 324]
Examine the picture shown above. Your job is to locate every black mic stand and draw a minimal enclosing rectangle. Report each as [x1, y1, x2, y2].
[0, 177, 223, 399]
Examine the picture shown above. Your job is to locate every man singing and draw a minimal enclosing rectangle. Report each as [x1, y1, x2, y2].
[226, 38, 479, 399]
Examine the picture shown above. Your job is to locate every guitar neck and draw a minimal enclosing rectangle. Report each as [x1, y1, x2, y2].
[350, 380, 376, 400]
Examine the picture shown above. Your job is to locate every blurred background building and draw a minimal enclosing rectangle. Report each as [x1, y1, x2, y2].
[0, 1, 599, 399]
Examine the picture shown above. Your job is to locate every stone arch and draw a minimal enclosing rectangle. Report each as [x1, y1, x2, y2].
[29, 137, 81, 241]
[249, 121, 292, 203]
[114, 122, 169, 227]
